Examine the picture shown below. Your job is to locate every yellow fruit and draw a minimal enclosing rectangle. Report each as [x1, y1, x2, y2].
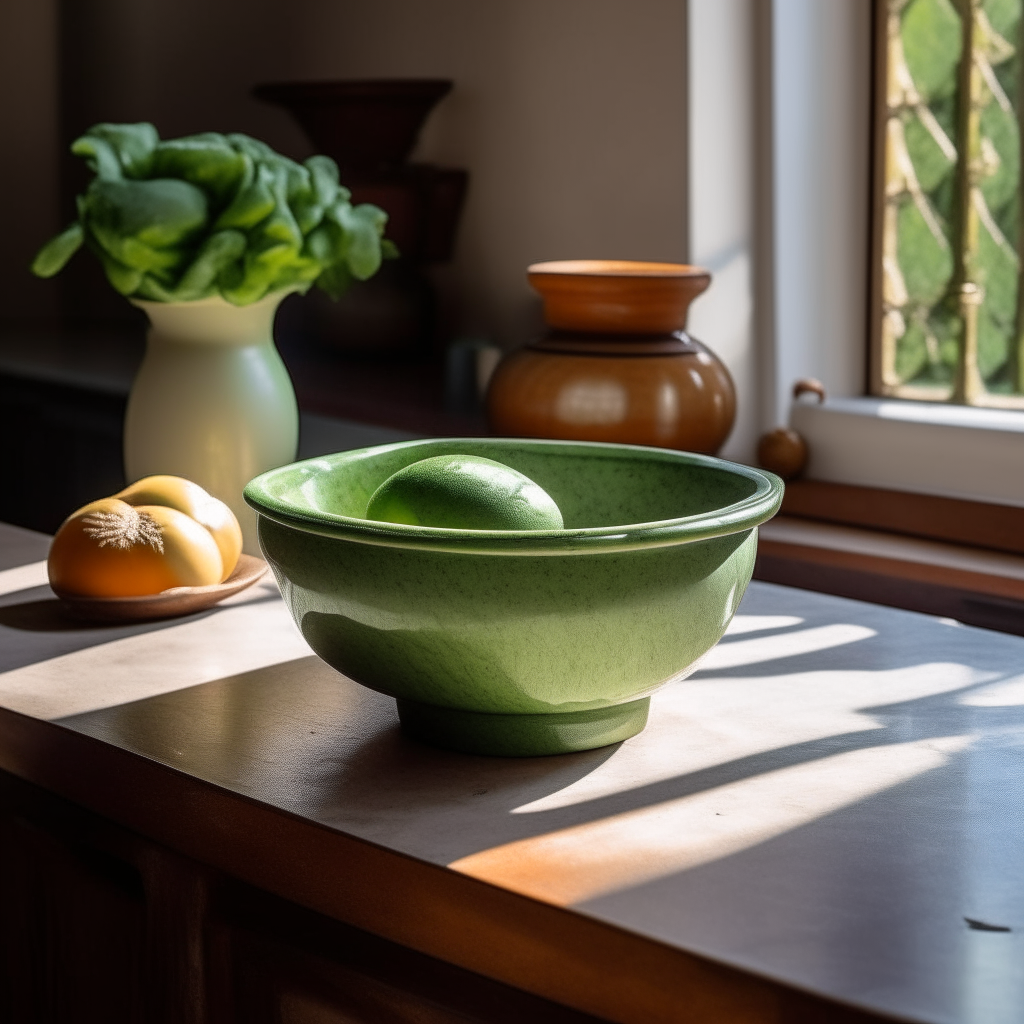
[48, 498, 224, 598]
[365, 455, 564, 530]
[116, 475, 241, 581]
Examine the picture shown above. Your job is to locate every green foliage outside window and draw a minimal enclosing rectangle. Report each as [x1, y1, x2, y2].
[881, 0, 1024, 404]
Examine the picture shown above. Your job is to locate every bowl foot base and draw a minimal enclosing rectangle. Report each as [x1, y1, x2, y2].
[396, 697, 650, 757]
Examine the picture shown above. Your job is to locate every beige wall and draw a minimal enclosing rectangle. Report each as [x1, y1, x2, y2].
[291, 0, 690, 345]
[3, 0, 688, 347]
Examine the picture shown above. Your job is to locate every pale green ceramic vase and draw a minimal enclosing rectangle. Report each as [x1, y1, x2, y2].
[245, 438, 783, 756]
[126, 290, 298, 554]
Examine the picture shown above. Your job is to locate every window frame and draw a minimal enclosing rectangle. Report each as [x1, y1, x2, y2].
[868, 0, 888, 400]
[752, 0, 1024, 508]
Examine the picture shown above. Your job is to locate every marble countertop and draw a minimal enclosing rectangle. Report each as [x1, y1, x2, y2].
[1, 520, 1021, 1023]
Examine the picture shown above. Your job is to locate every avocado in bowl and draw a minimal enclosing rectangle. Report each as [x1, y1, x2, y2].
[244, 438, 782, 756]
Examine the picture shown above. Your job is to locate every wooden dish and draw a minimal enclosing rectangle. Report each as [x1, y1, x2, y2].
[52, 554, 270, 623]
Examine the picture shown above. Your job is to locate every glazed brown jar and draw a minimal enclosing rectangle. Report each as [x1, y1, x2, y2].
[487, 261, 735, 454]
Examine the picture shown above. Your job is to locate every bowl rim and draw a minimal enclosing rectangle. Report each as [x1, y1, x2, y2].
[244, 438, 784, 556]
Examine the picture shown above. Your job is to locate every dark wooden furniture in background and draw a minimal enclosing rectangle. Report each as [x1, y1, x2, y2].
[254, 79, 469, 358]
[0, 329, 482, 535]
[0, 369, 127, 535]
[281, 331, 483, 436]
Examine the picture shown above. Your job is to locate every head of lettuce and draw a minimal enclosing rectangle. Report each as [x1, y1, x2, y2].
[31, 122, 393, 305]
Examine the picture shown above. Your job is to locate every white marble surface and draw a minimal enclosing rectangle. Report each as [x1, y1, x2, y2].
[1, 521, 1022, 1023]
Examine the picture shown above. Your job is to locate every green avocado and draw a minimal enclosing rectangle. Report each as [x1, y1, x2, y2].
[365, 455, 564, 531]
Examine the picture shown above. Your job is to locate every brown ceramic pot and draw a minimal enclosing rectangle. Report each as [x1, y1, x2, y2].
[487, 261, 736, 453]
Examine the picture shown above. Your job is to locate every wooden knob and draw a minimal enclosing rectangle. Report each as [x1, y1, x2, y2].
[757, 427, 808, 480]
[793, 378, 826, 403]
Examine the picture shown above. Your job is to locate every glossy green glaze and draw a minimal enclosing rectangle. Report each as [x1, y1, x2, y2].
[245, 438, 783, 756]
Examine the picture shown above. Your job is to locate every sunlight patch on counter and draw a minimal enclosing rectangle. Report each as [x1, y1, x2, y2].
[0, 560, 48, 598]
[959, 675, 1024, 706]
[510, 661, 992, 815]
[701, 623, 876, 671]
[451, 734, 974, 906]
[723, 614, 803, 635]
[0, 580, 311, 718]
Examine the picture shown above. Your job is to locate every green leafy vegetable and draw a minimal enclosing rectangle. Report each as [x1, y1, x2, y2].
[31, 122, 391, 306]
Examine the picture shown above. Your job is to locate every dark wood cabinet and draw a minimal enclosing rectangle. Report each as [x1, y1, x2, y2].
[0, 374, 127, 535]
[0, 329, 484, 536]
[0, 772, 603, 1024]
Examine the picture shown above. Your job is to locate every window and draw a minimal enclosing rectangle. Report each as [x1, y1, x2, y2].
[873, 0, 1024, 408]
[740, 0, 1024, 507]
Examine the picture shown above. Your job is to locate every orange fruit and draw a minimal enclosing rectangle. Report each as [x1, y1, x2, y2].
[115, 475, 241, 580]
[47, 497, 224, 597]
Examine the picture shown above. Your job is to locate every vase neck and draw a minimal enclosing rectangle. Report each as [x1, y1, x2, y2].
[133, 290, 291, 347]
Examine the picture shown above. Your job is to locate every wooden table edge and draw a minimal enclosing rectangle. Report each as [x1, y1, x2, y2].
[0, 703, 888, 1024]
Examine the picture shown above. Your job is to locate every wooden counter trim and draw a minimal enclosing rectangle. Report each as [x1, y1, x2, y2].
[759, 518, 1024, 602]
[755, 522, 1024, 635]
[759, 538, 1024, 602]
[0, 704, 882, 1024]
[781, 480, 1024, 556]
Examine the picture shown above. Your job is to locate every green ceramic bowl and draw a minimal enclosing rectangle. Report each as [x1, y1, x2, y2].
[244, 438, 782, 756]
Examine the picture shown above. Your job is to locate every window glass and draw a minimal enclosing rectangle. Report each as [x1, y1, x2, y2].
[875, 0, 1024, 407]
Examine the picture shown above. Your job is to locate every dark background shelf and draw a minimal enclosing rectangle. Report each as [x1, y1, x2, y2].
[0, 329, 486, 534]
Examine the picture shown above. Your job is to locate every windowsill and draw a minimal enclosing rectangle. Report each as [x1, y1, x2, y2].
[790, 396, 1024, 508]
